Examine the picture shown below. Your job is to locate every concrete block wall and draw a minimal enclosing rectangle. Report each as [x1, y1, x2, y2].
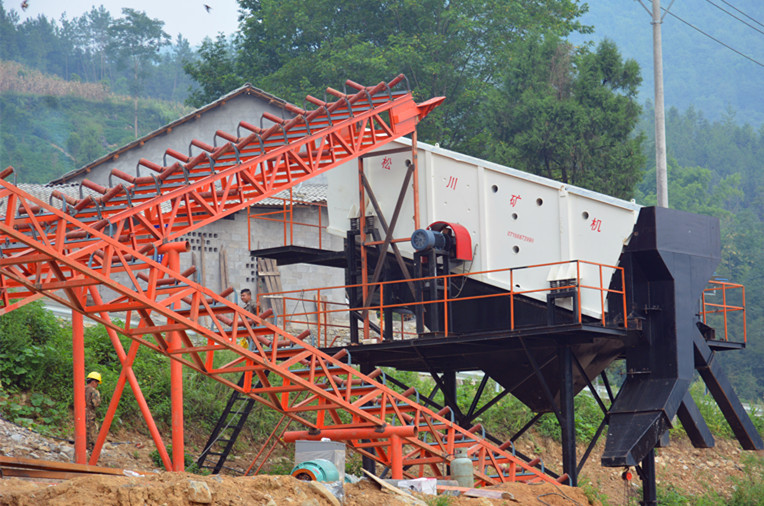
[179, 205, 346, 309]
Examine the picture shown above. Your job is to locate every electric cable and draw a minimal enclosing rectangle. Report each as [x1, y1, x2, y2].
[662, 8, 764, 68]
[717, 0, 764, 29]
[702, 0, 764, 36]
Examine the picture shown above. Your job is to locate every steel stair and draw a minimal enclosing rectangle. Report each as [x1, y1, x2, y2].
[196, 373, 259, 474]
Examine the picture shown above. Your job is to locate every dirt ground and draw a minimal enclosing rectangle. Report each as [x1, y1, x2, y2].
[0, 472, 594, 506]
[512, 433, 764, 504]
[1, 420, 762, 505]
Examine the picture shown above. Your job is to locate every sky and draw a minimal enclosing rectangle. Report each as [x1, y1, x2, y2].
[10, 0, 241, 46]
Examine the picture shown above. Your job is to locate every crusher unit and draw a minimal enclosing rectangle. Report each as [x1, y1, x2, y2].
[0, 76, 758, 505]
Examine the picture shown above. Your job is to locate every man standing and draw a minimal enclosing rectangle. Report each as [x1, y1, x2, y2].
[239, 289, 258, 349]
[240, 288, 257, 315]
[85, 371, 101, 452]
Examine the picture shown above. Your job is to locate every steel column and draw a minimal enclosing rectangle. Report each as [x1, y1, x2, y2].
[391, 434, 403, 479]
[162, 242, 188, 471]
[559, 344, 576, 486]
[72, 290, 86, 463]
[640, 449, 657, 506]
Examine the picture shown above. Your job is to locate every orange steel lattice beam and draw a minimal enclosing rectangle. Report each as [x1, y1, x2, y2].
[0, 77, 557, 485]
[0, 76, 442, 296]
[0, 180, 558, 485]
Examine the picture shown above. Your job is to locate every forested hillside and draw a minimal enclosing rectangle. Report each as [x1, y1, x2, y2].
[0, 0, 762, 401]
[572, 0, 764, 126]
[0, 3, 195, 103]
[0, 61, 191, 182]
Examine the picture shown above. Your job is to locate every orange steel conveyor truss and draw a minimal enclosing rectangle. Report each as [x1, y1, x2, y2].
[0, 77, 557, 486]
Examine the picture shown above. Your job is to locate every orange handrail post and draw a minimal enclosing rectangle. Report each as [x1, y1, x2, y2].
[598, 263, 605, 326]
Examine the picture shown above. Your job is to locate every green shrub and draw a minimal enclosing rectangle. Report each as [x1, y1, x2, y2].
[579, 476, 612, 506]
[727, 454, 764, 506]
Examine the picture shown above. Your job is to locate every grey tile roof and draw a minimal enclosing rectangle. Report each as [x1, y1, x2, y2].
[258, 184, 327, 205]
[0, 182, 327, 216]
[0, 183, 102, 213]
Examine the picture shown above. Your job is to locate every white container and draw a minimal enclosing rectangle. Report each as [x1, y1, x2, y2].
[326, 138, 640, 318]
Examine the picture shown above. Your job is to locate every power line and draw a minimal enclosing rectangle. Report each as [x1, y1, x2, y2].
[663, 8, 764, 68]
[717, 0, 764, 29]
[703, 0, 764, 36]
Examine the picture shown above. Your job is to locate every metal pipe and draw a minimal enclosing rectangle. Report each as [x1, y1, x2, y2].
[283, 425, 416, 442]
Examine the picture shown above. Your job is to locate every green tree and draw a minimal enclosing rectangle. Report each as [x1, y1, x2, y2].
[187, 0, 590, 155]
[79, 6, 115, 83]
[184, 34, 241, 107]
[487, 37, 644, 199]
[107, 8, 170, 138]
[0, 5, 21, 61]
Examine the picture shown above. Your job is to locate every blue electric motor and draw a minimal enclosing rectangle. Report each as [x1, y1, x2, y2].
[290, 458, 340, 482]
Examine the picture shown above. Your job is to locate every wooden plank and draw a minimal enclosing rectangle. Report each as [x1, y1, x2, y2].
[436, 484, 516, 500]
[361, 469, 419, 499]
[0, 455, 130, 476]
[0, 467, 90, 480]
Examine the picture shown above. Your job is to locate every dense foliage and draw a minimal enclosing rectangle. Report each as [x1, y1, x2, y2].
[0, 4, 195, 103]
[572, 0, 764, 127]
[0, 90, 190, 182]
[486, 36, 645, 199]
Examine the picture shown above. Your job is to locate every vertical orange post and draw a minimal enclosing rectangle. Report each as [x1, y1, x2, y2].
[72, 288, 86, 464]
[315, 291, 323, 347]
[160, 241, 188, 472]
[722, 284, 729, 341]
[391, 434, 403, 479]
[742, 285, 747, 343]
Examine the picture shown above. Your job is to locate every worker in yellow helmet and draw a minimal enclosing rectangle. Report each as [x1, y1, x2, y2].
[85, 371, 102, 452]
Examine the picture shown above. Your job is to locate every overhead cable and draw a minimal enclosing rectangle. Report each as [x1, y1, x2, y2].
[717, 0, 764, 29]
[703, 0, 764, 36]
[663, 8, 764, 68]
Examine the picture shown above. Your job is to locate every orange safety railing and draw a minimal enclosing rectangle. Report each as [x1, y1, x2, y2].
[259, 260, 627, 347]
[700, 280, 747, 343]
[247, 188, 327, 250]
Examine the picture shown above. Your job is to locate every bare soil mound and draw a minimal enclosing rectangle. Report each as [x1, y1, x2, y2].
[0, 472, 594, 506]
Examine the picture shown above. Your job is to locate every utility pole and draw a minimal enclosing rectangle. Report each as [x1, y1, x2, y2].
[652, 0, 669, 207]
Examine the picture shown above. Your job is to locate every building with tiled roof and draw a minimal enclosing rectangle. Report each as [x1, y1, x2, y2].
[48, 84, 297, 186]
[45, 85, 341, 312]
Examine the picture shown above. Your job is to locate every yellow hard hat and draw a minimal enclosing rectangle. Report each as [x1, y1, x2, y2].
[87, 371, 102, 384]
